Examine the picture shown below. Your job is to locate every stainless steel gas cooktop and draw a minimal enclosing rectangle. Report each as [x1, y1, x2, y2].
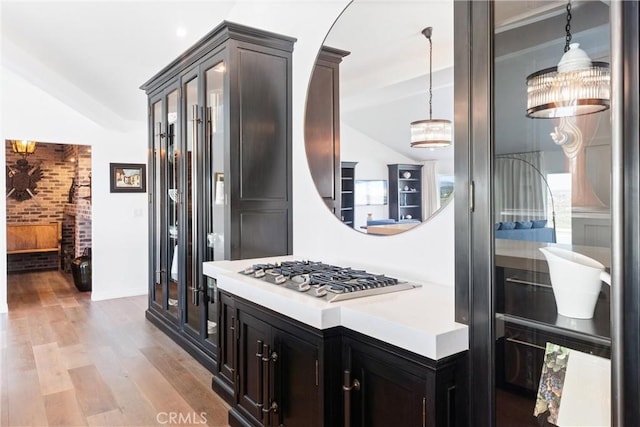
[240, 260, 421, 302]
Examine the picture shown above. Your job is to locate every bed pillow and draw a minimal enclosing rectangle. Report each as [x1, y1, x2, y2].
[516, 220, 533, 229]
[501, 221, 516, 230]
[532, 219, 548, 228]
[495, 222, 502, 230]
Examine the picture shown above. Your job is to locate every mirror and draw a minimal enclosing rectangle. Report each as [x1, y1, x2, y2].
[304, 1, 454, 236]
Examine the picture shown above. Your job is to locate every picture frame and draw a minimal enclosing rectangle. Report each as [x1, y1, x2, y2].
[110, 163, 147, 193]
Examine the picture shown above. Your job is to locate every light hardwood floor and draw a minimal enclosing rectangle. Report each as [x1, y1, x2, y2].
[0, 270, 230, 426]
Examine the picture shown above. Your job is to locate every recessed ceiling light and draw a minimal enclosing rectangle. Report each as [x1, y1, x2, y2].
[176, 26, 187, 38]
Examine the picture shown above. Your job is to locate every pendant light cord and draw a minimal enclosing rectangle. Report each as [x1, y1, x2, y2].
[425, 28, 433, 120]
[564, 0, 572, 52]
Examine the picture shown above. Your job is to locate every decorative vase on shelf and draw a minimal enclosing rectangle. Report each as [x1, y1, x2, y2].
[402, 171, 411, 179]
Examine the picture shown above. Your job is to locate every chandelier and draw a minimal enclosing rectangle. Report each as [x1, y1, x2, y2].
[526, 0, 610, 119]
[410, 27, 452, 148]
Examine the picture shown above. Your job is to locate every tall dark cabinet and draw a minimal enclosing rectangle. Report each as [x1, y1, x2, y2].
[388, 164, 423, 222]
[340, 161, 357, 228]
[454, 2, 640, 425]
[141, 21, 295, 370]
[304, 46, 350, 216]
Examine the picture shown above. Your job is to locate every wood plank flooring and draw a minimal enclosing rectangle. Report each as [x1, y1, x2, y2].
[0, 270, 230, 426]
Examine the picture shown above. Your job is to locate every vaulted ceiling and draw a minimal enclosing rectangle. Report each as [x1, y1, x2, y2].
[2, 0, 607, 161]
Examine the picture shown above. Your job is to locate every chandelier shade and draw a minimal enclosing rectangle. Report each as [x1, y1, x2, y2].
[526, 61, 610, 118]
[410, 119, 452, 148]
[525, 1, 610, 119]
[410, 27, 452, 148]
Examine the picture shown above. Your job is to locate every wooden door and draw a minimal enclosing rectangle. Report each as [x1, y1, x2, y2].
[273, 329, 321, 427]
[344, 338, 426, 427]
[236, 309, 272, 426]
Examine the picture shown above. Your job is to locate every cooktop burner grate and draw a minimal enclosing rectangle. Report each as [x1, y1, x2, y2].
[240, 260, 420, 302]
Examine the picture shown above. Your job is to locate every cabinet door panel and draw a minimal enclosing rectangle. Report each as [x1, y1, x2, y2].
[237, 310, 271, 424]
[237, 49, 288, 201]
[274, 330, 320, 427]
[305, 61, 339, 207]
[238, 210, 290, 259]
[347, 346, 425, 427]
[217, 293, 236, 391]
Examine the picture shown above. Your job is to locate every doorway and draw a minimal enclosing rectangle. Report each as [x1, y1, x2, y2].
[5, 140, 92, 295]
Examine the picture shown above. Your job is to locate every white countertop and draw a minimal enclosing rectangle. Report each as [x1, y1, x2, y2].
[203, 256, 468, 360]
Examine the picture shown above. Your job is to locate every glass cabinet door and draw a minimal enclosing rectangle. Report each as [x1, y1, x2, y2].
[204, 59, 226, 347]
[184, 74, 201, 336]
[492, 3, 612, 426]
[151, 100, 164, 310]
[166, 89, 180, 321]
[150, 88, 180, 324]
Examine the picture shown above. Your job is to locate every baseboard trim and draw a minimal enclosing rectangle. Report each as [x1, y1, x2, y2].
[91, 287, 148, 301]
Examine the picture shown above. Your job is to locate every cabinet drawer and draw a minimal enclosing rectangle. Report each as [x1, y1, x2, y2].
[501, 268, 555, 316]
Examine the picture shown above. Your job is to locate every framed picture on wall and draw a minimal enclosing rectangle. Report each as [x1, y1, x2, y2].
[110, 163, 147, 193]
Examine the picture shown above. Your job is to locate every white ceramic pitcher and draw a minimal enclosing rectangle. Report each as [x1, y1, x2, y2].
[539, 246, 611, 319]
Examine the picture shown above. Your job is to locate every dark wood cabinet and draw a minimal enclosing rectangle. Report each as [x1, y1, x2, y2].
[304, 47, 350, 215]
[340, 161, 357, 227]
[215, 290, 466, 427]
[141, 21, 294, 372]
[216, 292, 237, 398]
[342, 332, 462, 427]
[216, 292, 333, 427]
[388, 164, 423, 221]
[235, 309, 273, 425]
[273, 329, 322, 427]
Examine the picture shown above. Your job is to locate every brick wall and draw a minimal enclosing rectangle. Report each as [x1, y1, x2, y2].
[6, 141, 92, 272]
[74, 146, 92, 257]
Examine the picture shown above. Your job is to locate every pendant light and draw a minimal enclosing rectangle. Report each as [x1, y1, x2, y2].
[410, 27, 452, 148]
[10, 140, 37, 158]
[526, 1, 610, 118]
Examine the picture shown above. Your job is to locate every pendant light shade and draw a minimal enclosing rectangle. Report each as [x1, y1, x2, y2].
[526, 1, 610, 119]
[410, 119, 452, 148]
[410, 27, 452, 148]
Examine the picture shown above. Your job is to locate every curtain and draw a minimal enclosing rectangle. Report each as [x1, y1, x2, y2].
[494, 152, 546, 222]
[422, 160, 440, 219]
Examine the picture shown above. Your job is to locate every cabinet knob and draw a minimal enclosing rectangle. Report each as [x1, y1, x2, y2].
[262, 351, 278, 363]
[261, 401, 278, 413]
[342, 378, 360, 391]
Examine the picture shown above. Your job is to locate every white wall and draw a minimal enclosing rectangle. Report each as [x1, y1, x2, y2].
[0, 67, 148, 311]
[0, 1, 456, 314]
[227, 1, 455, 287]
